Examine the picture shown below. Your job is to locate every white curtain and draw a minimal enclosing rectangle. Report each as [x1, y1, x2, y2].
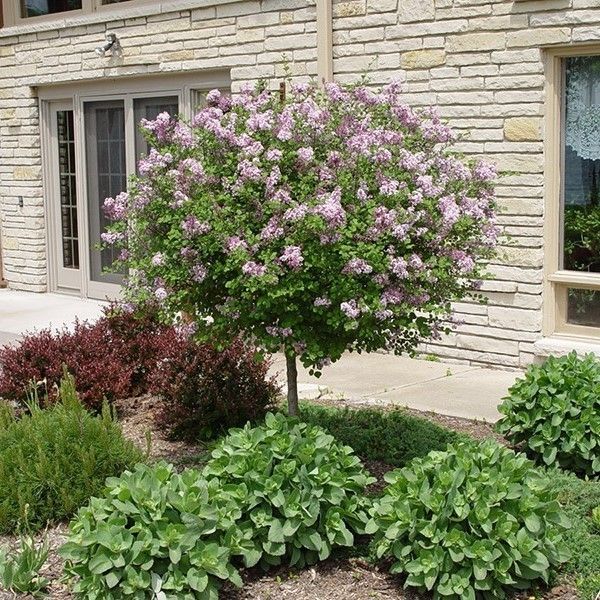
[565, 58, 600, 161]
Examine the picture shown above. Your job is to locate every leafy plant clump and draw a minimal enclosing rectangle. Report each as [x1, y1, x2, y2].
[496, 351, 600, 477]
[368, 440, 571, 600]
[61, 462, 246, 600]
[0, 535, 49, 597]
[149, 336, 278, 440]
[203, 412, 375, 568]
[0, 372, 143, 534]
[298, 403, 462, 467]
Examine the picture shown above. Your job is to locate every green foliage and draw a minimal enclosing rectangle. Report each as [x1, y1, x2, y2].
[550, 473, 600, 599]
[0, 534, 49, 597]
[564, 204, 600, 272]
[61, 462, 245, 600]
[298, 403, 462, 467]
[368, 440, 570, 600]
[496, 351, 600, 476]
[0, 371, 143, 533]
[203, 412, 375, 568]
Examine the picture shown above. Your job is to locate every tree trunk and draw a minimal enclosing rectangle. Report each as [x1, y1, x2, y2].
[285, 352, 299, 416]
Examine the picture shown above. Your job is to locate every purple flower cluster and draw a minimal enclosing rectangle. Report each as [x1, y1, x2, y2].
[182, 215, 210, 237]
[279, 245, 304, 270]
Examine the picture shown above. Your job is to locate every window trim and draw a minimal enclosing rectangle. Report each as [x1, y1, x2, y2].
[544, 45, 600, 340]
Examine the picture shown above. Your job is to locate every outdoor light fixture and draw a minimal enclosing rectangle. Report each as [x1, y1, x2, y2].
[95, 32, 121, 57]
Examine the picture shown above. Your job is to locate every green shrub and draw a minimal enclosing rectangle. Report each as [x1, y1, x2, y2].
[0, 534, 49, 597]
[0, 372, 143, 533]
[61, 462, 246, 599]
[298, 403, 462, 467]
[551, 473, 600, 600]
[203, 412, 375, 568]
[496, 351, 600, 476]
[368, 440, 570, 600]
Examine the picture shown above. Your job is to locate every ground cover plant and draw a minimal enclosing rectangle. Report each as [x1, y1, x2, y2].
[104, 81, 499, 414]
[298, 403, 463, 467]
[496, 351, 600, 477]
[61, 462, 245, 599]
[368, 440, 571, 600]
[0, 372, 143, 534]
[550, 472, 600, 600]
[202, 412, 375, 568]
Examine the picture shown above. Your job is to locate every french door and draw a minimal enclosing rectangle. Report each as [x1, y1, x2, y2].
[45, 92, 180, 299]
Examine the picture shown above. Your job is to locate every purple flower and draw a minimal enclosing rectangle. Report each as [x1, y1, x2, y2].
[390, 257, 408, 279]
[297, 146, 314, 163]
[224, 236, 248, 253]
[314, 188, 346, 229]
[238, 159, 262, 182]
[266, 149, 283, 162]
[182, 215, 210, 237]
[138, 148, 173, 176]
[340, 299, 361, 319]
[154, 287, 168, 301]
[314, 297, 332, 307]
[100, 231, 124, 245]
[439, 196, 461, 226]
[151, 252, 164, 266]
[191, 263, 207, 283]
[242, 261, 267, 277]
[279, 245, 304, 270]
[103, 192, 128, 220]
[283, 204, 308, 222]
[261, 217, 285, 241]
[343, 258, 373, 275]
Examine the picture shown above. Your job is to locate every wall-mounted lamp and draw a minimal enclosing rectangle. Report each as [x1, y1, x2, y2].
[95, 32, 122, 58]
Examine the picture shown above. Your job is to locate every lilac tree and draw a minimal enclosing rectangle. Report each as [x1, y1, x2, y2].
[104, 82, 499, 415]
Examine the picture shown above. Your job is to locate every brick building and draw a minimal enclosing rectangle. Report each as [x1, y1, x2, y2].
[0, 0, 599, 367]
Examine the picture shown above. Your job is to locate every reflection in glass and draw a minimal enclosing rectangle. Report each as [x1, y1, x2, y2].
[84, 101, 127, 285]
[567, 288, 600, 328]
[563, 56, 600, 273]
[21, 0, 81, 17]
[133, 96, 179, 165]
[57, 110, 79, 269]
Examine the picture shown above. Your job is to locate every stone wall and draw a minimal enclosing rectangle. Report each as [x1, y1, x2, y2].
[1, 0, 600, 367]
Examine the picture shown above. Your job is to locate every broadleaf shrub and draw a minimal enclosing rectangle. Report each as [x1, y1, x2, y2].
[149, 336, 278, 440]
[203, 412, 375, 568]
[298, 403, 462, 467]
[0, 372, 143, 533]
[496, 351, 600, 476]
[368, 440, 571, 600]
[61, 462, 245, 600]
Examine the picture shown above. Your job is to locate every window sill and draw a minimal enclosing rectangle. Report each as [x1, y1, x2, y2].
[533, 335, 600, 359]
[0, 0, 240, 38]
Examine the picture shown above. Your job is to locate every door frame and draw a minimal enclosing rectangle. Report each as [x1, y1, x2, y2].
[39, 71, 231, 300]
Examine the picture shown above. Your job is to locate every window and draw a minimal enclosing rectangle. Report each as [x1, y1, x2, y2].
[21, 0, 80, 18]
[545, 50, 600, 339]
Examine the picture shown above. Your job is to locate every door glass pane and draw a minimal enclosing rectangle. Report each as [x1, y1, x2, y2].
[567, 288, 600, 328]
[133, 96, 179, 164]
[563, 55, 600, 273]
[84, 100, 127, 285]
[57, 109, 79, 269]
[21, 0, 81, 18]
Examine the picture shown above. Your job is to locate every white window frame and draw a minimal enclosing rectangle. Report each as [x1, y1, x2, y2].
[39, 71, 230, 299]
[543, 46, 600, 340]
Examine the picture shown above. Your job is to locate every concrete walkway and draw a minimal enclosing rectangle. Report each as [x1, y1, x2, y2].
[0, 289, 519, 422]
[270, 353, 519, 423]
[0, 289, 105, 346]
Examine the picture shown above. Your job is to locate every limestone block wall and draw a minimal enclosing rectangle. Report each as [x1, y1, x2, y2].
[331, 0, 600, 368]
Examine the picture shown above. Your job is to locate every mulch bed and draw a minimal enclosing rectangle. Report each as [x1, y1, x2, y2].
[0, 397, 580, 600]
